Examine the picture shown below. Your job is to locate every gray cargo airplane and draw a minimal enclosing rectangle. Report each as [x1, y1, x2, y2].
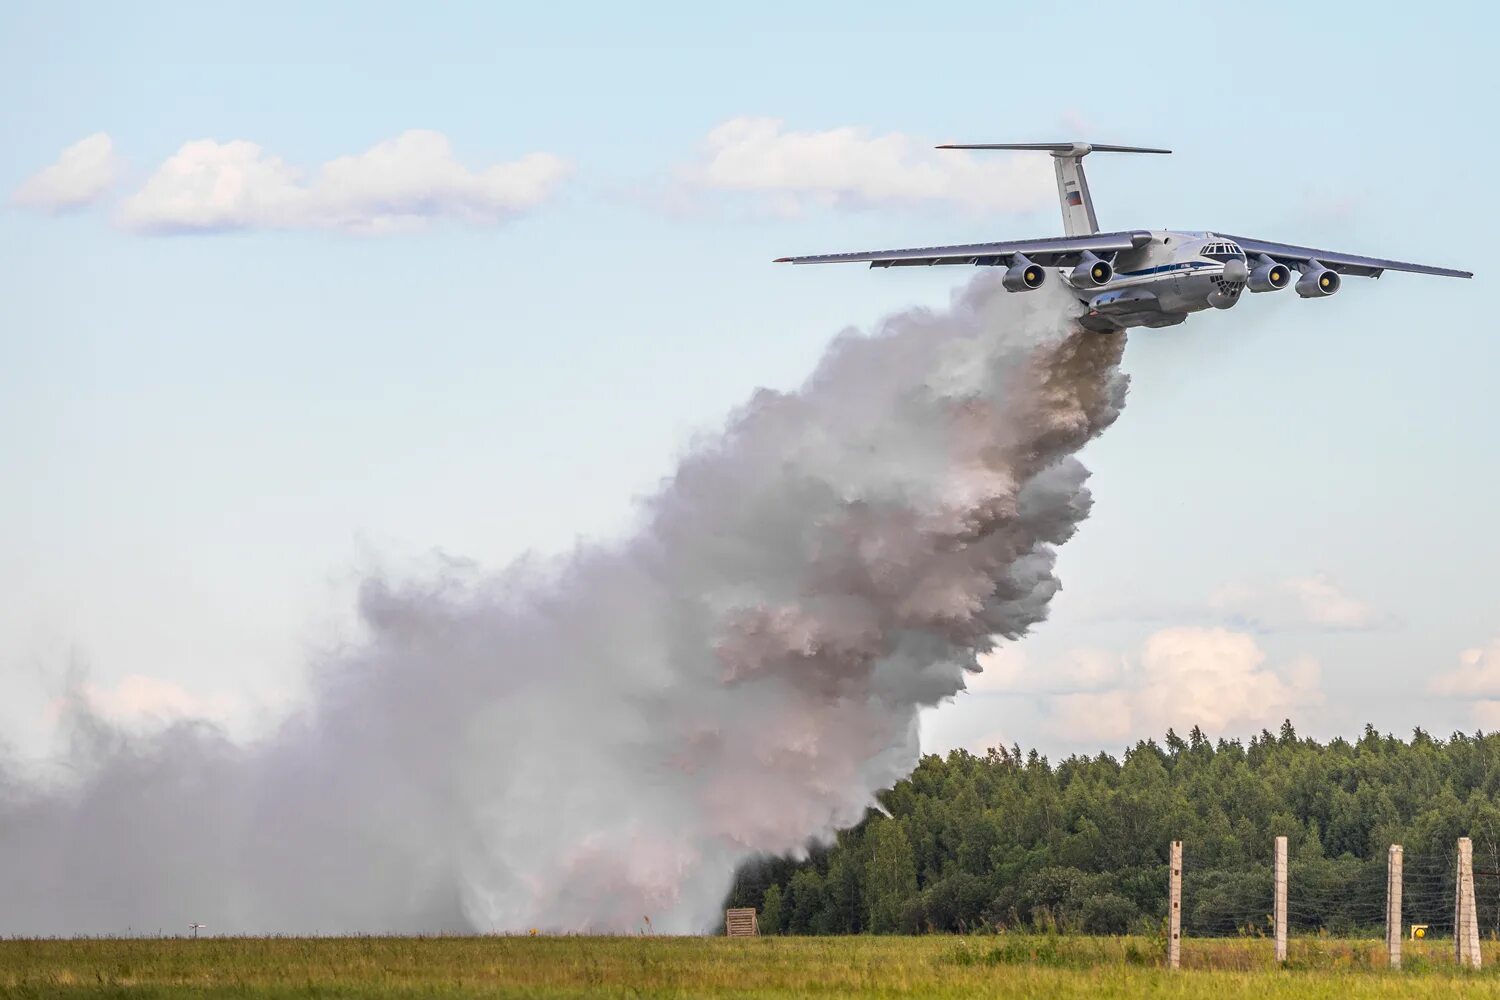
[774, 142, 1471, 332]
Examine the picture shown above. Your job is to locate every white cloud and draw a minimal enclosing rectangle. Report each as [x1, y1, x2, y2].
[116, 130, 570, 235]
[11, 132, 121, 211]
[679, 117, 1054, 216]
[965, 646, 1027, 693]
[1048, 627, 1323, 742]
[966, 645, 1123, 694]
[1209, 573, 1375, 632]
[1049, 690, 1135, 745]
[1282, 576, 1374, 628]
[75, 674, 242, 728]
[930, 628, 1325, 755]
[1429, 639, 1500, 697]
[1054, 648, 1126, 690]
[1474, 701, 1500, 731]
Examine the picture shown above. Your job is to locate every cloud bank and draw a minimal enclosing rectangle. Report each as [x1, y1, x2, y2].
[1210, 574, 1376, 632]
[10, 133, 121, 211]
[1429, 639, 1500, 729]
[1432, 639, 1500, 697]
[70, 674, 244, 730]
[969, 627, 1324, 746]
[114, 130, 569, 235]
[1089, 573, 1380, 635]
[679, 117, 1054, 215]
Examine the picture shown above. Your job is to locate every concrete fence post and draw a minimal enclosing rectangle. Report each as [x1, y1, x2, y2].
[1274, 835, 1288, 964]
[1456, 837, 1481, 969]
[1386, 844, 1402, 970]
[1169, 840, 1182, 971]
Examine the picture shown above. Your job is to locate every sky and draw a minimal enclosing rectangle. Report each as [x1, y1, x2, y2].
[2, 1, 1496, 766]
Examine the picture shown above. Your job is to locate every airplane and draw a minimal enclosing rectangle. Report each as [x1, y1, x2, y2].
[773, 142, 1472, 332]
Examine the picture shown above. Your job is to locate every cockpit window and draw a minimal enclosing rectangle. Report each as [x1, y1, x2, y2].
[1202, 241, 1245, 262]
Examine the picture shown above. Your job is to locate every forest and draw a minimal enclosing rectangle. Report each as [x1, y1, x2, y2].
[726, 723, 1500, 936]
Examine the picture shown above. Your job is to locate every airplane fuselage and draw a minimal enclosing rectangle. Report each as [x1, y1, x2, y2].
[1073, 231, 1252, 332]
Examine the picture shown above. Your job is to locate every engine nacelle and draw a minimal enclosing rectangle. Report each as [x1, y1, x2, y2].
[1247, 256, 1291, 293]
[1002, 254, 1046, 292]
[1296, 260, 1341, 298]
[1068, 251, 1113, 288]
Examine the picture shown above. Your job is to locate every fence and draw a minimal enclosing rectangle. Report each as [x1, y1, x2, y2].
[1170, 834, 1487, 970]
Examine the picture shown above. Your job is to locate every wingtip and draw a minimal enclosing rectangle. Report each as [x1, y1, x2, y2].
[773, 257, 792, 263]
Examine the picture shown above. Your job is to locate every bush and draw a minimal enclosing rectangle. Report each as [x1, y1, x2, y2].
[1079, 893, 1140, 935]
[897, 895, 927, 934]
[920, 872, 991, 932]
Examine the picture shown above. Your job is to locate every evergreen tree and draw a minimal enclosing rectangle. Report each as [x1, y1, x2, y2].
[728, 725, 1500, 937]
[759, 883, 783, 935]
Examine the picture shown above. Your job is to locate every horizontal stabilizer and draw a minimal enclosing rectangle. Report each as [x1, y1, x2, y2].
[936, 142, 1171, 155]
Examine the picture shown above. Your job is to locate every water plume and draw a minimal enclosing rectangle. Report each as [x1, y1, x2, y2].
[0, 275, 1127, 935]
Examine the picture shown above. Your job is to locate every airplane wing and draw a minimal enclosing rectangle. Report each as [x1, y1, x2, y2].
[1223, 234, 1472, 279]
[774, 230, 1153, 268]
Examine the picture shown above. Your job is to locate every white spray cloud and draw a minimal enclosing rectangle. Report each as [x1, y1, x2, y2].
[11, 133, 121, 211]
[679, 117, 1054, 216]
[115, 130, 569, 235]
[0, 276, 1126, 935]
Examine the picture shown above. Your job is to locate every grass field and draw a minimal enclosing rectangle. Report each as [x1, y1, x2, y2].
[7, 934, 1500, 998]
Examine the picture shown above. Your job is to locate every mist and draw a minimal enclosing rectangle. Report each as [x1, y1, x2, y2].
[0, 274, 1127, 935]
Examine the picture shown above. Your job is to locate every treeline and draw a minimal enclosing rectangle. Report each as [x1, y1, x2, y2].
[726, 723, 1500, 935]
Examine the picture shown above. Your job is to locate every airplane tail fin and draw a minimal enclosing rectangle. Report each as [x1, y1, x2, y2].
[936, 142, 1171, 237]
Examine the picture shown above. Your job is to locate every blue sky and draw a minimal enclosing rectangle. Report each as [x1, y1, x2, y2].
[2, 1, 1496, 761]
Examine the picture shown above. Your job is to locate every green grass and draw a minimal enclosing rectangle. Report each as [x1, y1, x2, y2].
[5, 934, 1500, 998]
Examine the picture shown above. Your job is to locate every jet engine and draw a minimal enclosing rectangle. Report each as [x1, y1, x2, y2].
[1247, 256, 1291, 293]
[1296, 260, 1341, 298]
[1067, 251, 1113, 288]
[1002, 254, 1047, 292]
